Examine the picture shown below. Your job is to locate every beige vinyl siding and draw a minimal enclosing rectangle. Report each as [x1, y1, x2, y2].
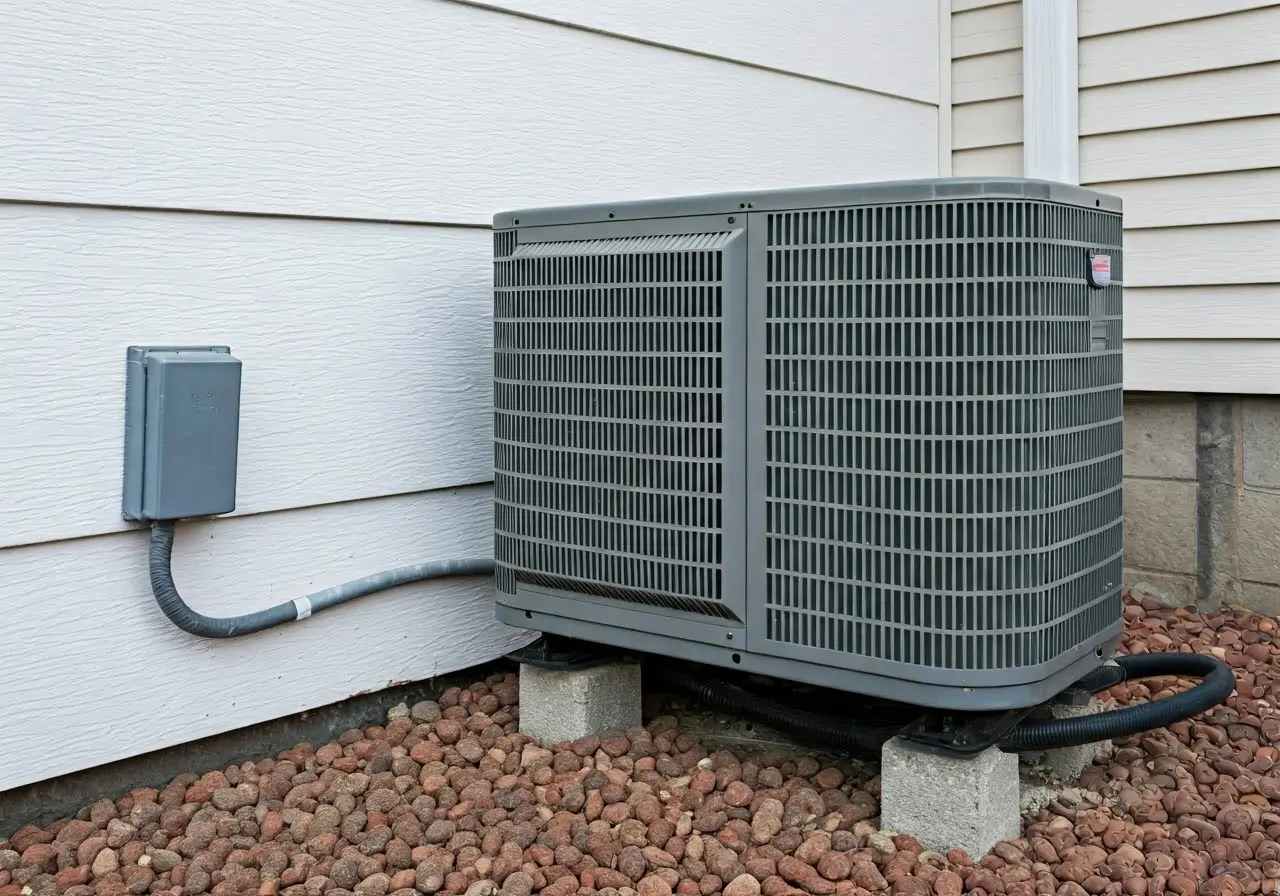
[1080, 117, 1280, 181]
[1079, 0, 1276, 36]
[951, 0, 1023, 175]
[1077, 2, 1280, 394]
[1088, 170, 1280, 229]
[1078, 6, 1280, 84]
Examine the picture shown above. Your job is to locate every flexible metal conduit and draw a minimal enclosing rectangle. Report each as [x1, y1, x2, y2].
[148, 520, 495, 639]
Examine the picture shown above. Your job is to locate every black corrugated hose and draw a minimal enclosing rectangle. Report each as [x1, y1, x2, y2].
[148, 520, 494, 638]
[1000, 652, 1236, 751]
[654, 665, 891, 757]
[654, 652, 1236, 755]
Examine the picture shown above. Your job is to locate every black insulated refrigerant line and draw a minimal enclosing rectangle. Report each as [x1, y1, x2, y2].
[148, 520, 494, 639]
[655, 652, 1236, 755]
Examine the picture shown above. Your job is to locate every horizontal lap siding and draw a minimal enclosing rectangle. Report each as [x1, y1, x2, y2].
[0, 0, 937, 225]
[0, 485, 533, 793]
[1125, 287, 1280, 339]
[1079, 0, 1276, 35]
[0, 205, 496, 550]
[1076, 2, 1280, 394]
[1088, 170, 1280, 229]
[1078, 6, 1280, 84]
[1125, 341, 1280, 393]
[0, 0, 940, 790]
[469, 0, 940, 102]
[951, 0, 1023, 176]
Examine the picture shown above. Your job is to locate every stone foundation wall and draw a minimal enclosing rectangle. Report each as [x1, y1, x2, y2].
[1123, 393, 1280, 616]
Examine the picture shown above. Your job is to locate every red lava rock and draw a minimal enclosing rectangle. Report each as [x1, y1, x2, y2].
[5, 604, 1280, 895]
[724, 874, 762, 896]
[814, 768, 845, 790]
[933, 870, 964, 896]
[55, 865, 92, 887]
[19, 844, 57, 873]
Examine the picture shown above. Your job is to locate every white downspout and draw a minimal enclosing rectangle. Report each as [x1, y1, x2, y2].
[1022, 0, 1079, 184]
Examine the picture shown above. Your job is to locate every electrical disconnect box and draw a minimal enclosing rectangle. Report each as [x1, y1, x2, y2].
[491, 177, 1125, 712]
[122, 346, 242, 522]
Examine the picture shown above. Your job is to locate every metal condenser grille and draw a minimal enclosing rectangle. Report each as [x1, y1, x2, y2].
[493, 232, 732, 618]
[763, 199, 1124, 670]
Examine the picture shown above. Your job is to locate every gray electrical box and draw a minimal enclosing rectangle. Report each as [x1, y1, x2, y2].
[491, 176, 1125, 712]
[122, 345, 242, 522]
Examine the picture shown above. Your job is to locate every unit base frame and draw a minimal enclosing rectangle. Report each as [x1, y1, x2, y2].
[496, 593, 1123, 713]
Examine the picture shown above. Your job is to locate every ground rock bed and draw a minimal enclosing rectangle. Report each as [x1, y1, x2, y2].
[4, 594, 1280, 896]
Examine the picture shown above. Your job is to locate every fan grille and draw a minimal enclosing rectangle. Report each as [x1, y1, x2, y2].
[493, 232, 733, 619]
[762, 199, 1124, 669]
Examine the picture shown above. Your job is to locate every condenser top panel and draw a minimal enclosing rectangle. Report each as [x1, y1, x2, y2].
[492, 177, 1123, 229]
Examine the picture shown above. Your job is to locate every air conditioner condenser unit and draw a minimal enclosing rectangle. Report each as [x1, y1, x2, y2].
[491, 177, 1124, 712]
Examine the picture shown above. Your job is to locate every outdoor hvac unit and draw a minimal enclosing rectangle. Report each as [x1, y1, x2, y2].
[492, 177, 1124, 711]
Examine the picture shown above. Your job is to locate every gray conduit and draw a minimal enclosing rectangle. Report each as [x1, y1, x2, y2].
[148, 520, 495, 638]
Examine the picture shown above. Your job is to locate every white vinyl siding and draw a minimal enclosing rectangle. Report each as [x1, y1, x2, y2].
[0, 0, 936, 226]
[0, 0, 939, 790]
[0, 486, 527, 793]
[464, 0, 941, 103]
[0, 206, 495, 551]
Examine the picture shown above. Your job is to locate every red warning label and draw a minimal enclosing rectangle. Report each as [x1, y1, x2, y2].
[1088, 252, 1112, 288]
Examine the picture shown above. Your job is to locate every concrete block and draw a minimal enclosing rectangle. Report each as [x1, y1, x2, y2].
[880, 737, 1020, 859]
[518, 662, 642, 746]
[1240, 489, 1280, 586]
[1242, 581, 1280, 618]
[1122, 569, 1196, 609]
[1243, 398, 1280, 489]
[1019, 698, 1113, 784]
[1123, 478, 1198, 575]
[1124, 395, 1197, 480]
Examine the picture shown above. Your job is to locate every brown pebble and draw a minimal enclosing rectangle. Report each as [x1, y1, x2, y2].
[639, 875, 675, 896]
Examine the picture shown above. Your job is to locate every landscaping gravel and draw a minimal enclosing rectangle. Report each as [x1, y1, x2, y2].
[3, 592, 1279, 896]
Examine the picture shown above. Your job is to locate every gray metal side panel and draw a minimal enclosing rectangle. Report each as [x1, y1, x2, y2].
[744, 216, 769, 651]
[500, 585, 741, 647]
[720, 228, 749, 623]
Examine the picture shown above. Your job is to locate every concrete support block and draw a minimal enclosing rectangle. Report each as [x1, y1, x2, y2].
[880, 737, 1021, 859]
[1019, 699, 1112, 784]
[518, 662, 642, 746]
